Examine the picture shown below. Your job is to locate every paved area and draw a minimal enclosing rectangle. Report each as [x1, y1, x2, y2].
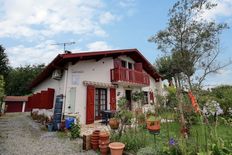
[0, 113, 97, 155]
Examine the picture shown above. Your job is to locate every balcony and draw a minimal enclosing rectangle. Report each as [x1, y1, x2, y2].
[110, 68, 150, 86]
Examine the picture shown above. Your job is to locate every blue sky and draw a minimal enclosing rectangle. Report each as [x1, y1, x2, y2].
[0, 0, 231, 87]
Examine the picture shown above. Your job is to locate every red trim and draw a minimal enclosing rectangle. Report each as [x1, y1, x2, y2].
[111, 68, 150, 85]
[29, 49, 161, 89]
[86, 85, 95, 124]
[27, 88, 55, 109]
[110, 88, 116, 110]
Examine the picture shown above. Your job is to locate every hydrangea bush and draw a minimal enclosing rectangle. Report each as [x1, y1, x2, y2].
[202, 100, 223, 117]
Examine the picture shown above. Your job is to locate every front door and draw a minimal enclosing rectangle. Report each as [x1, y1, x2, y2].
[125, 90, 132, 110]
[95, 88, 107, 120]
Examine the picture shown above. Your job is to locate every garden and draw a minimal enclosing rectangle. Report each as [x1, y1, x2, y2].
[108, 85, 232, 155]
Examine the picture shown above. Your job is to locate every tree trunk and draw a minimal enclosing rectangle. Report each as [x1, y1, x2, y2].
[174, 74, 187, 137]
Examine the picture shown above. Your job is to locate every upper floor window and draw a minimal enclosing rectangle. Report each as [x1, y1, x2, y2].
[128, 63, 133, 69]
[121, 60, 126, 68]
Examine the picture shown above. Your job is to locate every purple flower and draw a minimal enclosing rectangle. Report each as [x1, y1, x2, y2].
[169, 138, 175, 146]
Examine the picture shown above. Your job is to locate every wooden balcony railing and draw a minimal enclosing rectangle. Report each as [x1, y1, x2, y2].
[110, 68, 150, 86]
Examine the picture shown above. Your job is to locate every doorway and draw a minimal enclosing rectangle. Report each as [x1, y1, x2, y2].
[95, 88, 107, 120]
[125, 90, 132, 110]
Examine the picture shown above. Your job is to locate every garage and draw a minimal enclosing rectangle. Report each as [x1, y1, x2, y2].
[3, 96, 29, 113]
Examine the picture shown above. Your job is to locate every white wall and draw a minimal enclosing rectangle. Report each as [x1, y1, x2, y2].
[65, 57, 114, 123]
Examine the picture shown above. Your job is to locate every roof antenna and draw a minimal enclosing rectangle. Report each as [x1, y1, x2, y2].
[51, 42, 76, 53]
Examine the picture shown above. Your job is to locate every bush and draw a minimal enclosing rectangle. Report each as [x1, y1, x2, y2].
[70, 119, 81, 139]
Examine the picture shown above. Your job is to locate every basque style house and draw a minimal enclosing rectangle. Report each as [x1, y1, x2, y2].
[29, 49, 162, 124]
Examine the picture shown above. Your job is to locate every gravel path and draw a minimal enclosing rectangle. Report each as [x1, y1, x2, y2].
[0, 113, 97, 155]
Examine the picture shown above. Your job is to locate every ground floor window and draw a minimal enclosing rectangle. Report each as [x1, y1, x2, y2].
[95, 88, 107, 120]
[143, 91, 148, 105]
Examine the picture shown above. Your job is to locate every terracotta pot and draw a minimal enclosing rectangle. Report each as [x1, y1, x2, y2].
[99, 144, 108, 155]
[91, 142, 99, 150]
[99, 139, 110, 145]
[146, 120, 160, 133]
[91, 131, 100, 150]
[109, 118, 119, 129]
[109, 142, 125, 155]
[99, 132, 109, 139]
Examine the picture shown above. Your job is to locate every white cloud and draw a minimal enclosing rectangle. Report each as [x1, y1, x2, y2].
[200, 0, 232, 20]
[0, 0, 120, 39]
[99, 12, 120, 24]
[203, 68, 232, 88]
[86, 41, 113, 51]
[6, 40, 63, 67]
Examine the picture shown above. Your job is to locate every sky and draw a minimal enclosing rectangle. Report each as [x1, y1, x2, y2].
[0, 0, 232, 88]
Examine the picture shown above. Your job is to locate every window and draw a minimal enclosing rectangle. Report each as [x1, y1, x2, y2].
[128, 63, 133, 69]
[143, 92, 148, 105]
[121, 60, 126, 68]
[95, 88, 107, 119]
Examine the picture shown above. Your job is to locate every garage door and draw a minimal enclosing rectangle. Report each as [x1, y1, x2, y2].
[5, 101, 23, 112]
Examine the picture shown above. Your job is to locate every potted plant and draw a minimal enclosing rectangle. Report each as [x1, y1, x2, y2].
[109, 142, 125, 155]
[146, 115, 161, 134]
[47, 116, 53, 132]
[109, 117, 119, 129]
[137, 113, 146, 126]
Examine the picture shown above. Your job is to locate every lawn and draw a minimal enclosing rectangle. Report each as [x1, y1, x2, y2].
[111, 121, 232, 154]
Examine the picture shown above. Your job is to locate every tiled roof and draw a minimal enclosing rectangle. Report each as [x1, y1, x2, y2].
[4, 96, 28, 102]
[29, 48, 161, 89]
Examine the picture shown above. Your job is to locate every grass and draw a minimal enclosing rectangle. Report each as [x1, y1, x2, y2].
[111, 121, 232, 154]
[56, 131, 69, 139]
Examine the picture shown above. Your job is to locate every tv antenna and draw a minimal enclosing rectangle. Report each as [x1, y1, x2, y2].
[51, 41, 76, 53]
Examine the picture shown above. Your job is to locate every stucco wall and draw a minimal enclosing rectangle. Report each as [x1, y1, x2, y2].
[65, 57, 114, 123]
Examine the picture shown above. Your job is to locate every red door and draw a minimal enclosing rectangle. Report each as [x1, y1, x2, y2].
[110, 88, 116, 110]
[5, 101, 23, 112]
[86, 85, 95, 124]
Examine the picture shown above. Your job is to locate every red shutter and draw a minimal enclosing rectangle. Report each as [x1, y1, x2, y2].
[47, 88, 55, 109]
[86, 85, 95, 124]
[134, 63, 143, 72]
[114, 59, 122, 68]
[110, 88, 116, 110]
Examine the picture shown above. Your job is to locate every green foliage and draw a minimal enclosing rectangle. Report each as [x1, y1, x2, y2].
[155, 56, 174, 81]
[166, 86, 178, 108]
[70, 120, 81, 139]
[211, 85, 232, 116]
[131, 91, 144, 102]
[0, 75, 5, 100]
[0, 45, 10, 77]
[5, 64, 45, 95]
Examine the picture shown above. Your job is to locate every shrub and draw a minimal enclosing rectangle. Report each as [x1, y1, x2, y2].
[70, 119, 81, 139]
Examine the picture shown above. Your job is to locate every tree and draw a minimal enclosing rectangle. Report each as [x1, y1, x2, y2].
[149, 0, 229, 90]
[149, 0, 229, 135]
[0, 75, 4, 100]
[5, 64, 45, 96]
[0, 45, 10, 77]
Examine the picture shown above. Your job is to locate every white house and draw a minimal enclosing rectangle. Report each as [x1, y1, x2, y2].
[29, 49, 162, 124]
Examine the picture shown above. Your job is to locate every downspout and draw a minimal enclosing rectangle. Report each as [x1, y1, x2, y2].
[62, 62, 70, 119]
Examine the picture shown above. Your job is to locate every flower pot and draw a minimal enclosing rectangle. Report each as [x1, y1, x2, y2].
[109, 142, 125, 155]
[99, 144, 108, 155]
[146, 120, 160, 133]
[109, 118, 119, 129]
[91, 130, 100, 150]
[47, 123, 53, 132]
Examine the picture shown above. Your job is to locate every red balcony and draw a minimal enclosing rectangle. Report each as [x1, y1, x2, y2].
[110, 68, 150, 86]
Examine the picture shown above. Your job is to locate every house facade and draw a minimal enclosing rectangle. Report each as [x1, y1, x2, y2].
[30, 49, 162, 124]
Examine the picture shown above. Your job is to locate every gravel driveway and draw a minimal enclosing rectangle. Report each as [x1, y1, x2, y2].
[0, 113, 97, 155]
